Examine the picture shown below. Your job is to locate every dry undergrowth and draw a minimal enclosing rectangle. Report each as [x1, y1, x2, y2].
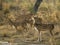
[0, 0, 60, 45]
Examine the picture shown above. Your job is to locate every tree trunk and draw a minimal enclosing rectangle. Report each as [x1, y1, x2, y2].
[32, 0, 43, 14]
[0, 0, 2, 10]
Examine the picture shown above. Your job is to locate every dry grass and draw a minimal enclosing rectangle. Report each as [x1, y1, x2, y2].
[0, 0, 60, 45]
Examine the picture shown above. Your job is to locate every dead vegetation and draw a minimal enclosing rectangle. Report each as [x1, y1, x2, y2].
[0, 0, 60, 45]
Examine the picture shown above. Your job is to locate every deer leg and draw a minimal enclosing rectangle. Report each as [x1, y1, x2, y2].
[40, 31, 41, 42]
[37, 30, 40, 42]
[39, 31, 42, 42]
[49, 30, 56, 45]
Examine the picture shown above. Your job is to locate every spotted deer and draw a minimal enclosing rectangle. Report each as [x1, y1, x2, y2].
[31, 16, 55, 45]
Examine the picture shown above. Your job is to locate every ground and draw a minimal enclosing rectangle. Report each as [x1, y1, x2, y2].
[0, 0, 60, 45]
